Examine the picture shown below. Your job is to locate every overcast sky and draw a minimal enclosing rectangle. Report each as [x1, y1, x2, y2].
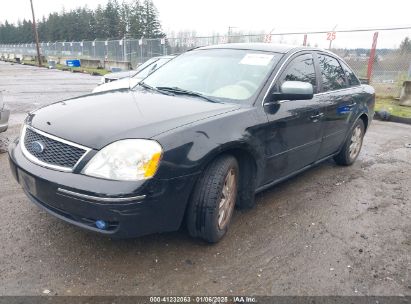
[1, 0, 411, 48]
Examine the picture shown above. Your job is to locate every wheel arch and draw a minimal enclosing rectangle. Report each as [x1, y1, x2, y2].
[186, 143, 261, 216]
[200, 143, 260, 182]
[358, 112, 369, 132]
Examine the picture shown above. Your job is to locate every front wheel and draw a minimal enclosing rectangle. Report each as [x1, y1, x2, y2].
[334, 119, 365, 166]
[186, 155, 239, 243]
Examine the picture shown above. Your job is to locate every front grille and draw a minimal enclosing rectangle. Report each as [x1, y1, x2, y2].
[23, 127, 88, 170]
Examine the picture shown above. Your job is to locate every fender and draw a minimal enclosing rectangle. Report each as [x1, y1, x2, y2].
[154, 106, 267, 182]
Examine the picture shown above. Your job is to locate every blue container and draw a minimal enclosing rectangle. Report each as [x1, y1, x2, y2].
[66, 59, 81, 67]
[111, 67, 122, 73]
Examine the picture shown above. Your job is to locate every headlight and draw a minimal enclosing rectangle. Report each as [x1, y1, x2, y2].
[82, 139, 162, 181]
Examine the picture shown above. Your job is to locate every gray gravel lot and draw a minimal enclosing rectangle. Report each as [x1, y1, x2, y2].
[0, 61, 410, 296]
[0, 61, 99, 114]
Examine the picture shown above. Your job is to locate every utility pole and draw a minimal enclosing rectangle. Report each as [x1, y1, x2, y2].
[30, 0, 42, 66]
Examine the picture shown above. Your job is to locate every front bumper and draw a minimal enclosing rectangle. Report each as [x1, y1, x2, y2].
[8, 139, 199, 238]
[0, 108, 10, 133]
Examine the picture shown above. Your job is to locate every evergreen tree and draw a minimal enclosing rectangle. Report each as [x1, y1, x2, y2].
[94, 5, 106, 39]
[104, 0, 121, 38]
[129, 0, 144, 38]
[141, 0, 164, 38]
[119, 1, 131, 37]
[399, 37, 411, 54]
[0, 0, 164, 43]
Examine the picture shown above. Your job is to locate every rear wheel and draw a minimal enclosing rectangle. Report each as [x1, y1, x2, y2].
[186, 155, 239, 243]
[334, 119, 365, 166]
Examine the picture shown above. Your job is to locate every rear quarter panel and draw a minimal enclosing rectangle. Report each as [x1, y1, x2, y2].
[353, 84, 375, 129]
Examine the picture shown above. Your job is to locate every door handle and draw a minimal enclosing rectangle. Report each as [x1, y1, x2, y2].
[310, 113, 324, 121]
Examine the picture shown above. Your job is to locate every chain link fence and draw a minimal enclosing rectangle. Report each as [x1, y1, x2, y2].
[1, 29, 410, 97]
[0, 35, 267, 67]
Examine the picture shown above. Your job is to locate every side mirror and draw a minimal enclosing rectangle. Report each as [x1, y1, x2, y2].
[268, 81, 314, 102]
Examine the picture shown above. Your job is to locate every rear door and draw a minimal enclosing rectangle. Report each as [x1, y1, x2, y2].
[315, 53, 360, 159]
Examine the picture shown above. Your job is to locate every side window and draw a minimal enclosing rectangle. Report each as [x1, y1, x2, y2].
[317, 54, 347, 92]
[278, 54, 317, 92]
[340, 61, 360, 87]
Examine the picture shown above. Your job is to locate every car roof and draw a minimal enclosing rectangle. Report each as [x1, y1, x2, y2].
[198, 43, 320, 54]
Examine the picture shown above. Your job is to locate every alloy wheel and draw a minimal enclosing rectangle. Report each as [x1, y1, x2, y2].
[218, 168, 237, 230]
[349, 125, 363, 160]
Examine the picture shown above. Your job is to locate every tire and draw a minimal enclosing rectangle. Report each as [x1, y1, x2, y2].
[334, 119, 365, 166]
[186, 155, 239, 243]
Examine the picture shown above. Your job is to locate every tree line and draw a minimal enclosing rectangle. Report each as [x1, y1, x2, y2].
[0, 0, 164, 44]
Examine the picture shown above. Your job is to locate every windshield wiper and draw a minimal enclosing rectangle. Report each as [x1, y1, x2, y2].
[156, 86, 219, 103]
[137, 82, 174, 96]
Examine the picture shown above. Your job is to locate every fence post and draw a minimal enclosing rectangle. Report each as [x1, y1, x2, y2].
[367, 32, 379, 82]
[139, 38, 143, 65]
[105, 39, 108, 62]
[123, 36, 127, 62]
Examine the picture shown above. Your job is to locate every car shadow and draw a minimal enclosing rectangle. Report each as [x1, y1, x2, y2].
[41, 158, 340, 251]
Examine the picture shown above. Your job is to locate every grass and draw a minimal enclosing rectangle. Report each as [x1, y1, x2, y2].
[20, 60, 109, 76]
[372, 83, 401, 99]
[375, 97, 411, 118]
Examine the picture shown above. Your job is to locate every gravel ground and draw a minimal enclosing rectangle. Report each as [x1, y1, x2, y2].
[0, 61, 410, 296]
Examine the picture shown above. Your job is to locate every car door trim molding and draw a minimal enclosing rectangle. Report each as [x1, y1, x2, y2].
[266, 138, 323, 160]
[314, 87, 356, 96]
[256, 152, 338, 193]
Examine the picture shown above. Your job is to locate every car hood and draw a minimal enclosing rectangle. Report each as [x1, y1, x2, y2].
[92, 77, 142, 93]
[105, 71, 137, 80]
[28, 90, 240, 150]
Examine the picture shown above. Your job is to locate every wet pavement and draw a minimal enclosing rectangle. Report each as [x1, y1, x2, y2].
[0, 61, 410, 296]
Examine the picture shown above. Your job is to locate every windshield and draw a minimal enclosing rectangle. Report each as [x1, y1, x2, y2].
[135, 57, 159, 73]
[133, 58, 171, 79]
[141, 49, 282, 102]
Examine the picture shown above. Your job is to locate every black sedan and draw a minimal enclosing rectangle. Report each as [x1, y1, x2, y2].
[8, 43, 375, 243]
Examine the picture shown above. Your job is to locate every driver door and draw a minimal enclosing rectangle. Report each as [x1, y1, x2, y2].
[263, 53, 325, 183]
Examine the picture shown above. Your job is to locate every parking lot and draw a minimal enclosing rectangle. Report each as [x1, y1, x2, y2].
[0, 61, 410, 296]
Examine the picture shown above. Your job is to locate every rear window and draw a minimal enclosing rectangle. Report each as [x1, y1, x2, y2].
[318, 54, 347, 92]
[340, 61, 361, 87]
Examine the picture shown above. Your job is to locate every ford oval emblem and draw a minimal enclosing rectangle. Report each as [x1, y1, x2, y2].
[31, 141, 46, 153]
